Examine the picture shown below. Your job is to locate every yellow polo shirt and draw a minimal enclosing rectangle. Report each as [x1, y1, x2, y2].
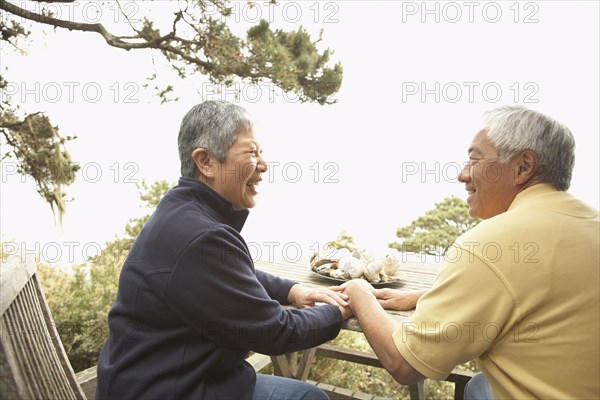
[393, 184, 599, 399]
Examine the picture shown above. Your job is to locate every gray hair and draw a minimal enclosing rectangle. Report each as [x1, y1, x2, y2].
[178, 100, 253, 177]
[483, 105, 575, 191]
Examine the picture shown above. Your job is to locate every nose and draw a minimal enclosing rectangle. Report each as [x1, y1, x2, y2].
[257, 154, 268, 173]
[458, 162, 470, 183]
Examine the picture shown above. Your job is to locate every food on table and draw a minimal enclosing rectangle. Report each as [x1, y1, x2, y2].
[310, 249, 403, 284]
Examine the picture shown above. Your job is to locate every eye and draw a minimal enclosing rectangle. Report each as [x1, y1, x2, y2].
[467, 157, 481, 166]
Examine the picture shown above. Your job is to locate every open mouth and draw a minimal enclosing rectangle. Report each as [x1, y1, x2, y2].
[246, 178, 261, 192]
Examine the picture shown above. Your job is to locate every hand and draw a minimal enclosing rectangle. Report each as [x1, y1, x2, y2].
[374, 288, 427, 311]
[342, 278, 375, 298]
[288, 284, 349, 308]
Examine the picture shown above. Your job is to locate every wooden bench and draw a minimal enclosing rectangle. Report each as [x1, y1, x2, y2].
[1, 256, 472, 400]
[0, 255, 276, 399]
[1, 255, 87, 399]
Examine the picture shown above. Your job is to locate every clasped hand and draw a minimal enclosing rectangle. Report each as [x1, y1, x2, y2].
[288, 282, 425, 321]
[288, 284, 349, 308]
[337, 281, 426, 312]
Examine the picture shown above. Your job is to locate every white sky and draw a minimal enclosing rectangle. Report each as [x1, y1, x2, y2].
[1, 1, 599, 266]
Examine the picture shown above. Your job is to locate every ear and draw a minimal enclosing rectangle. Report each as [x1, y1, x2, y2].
[191, 148, 218, 180]
[514, 149, 539, 185]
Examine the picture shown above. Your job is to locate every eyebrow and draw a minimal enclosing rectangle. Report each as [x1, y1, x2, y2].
[245, 140, 262, 151]
[468, 146, 482, 155]
[240, 139, 258, 147]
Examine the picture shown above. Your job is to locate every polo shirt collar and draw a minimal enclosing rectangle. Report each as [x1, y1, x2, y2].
[508, 183, 557, 211]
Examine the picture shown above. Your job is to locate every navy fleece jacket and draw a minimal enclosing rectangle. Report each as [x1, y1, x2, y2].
[96, 177, 343, 399]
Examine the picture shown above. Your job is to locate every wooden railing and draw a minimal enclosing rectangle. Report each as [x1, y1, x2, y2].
[75, 348, 474, 400]
[74, 259, 474, 400]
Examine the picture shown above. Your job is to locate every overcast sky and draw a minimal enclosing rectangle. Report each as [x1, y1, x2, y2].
[1, 1, 599, 266]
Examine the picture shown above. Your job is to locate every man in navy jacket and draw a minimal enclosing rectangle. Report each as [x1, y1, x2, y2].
[96, 101, 352, 399]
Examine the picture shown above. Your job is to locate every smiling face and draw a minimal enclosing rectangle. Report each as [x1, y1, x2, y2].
[458, 130, 522, 219]
[211, 129, 267, 209]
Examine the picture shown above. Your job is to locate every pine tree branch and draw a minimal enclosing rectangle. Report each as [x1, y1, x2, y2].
[1, 1, 191, 55]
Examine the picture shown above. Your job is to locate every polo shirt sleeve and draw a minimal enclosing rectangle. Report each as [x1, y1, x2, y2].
[392, 246, 517, 380]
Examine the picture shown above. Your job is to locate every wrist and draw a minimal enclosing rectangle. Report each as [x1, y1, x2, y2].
[287, 283, 301, 305]
[345, 279, 375, 297]
[410, 289, 427, 308]
[346, 281, 376, 311]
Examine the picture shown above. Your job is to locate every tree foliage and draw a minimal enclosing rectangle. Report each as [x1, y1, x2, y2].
[0, 0, 343, 219]
[0, 85, 79, 223]
[0, 0, 342, 104]
[389, 196, 480, 256]
[325, 230, 357, 252]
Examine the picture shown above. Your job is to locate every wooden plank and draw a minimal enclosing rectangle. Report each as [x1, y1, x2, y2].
[313, 381, 335, 392]
[246, 353, 272, 372]
[0, 255, 37, 315]
[332, 385, 356, 398]
[75, 366, 97, 400]
[296, 348, 317, 381]
[254, 259, 442, 293]
[305, 380, 392, 400]
[446, 368, 476, 382]
[271, 354, 293, 378]
[408, 381, 425, 400]
[446, 368, 475, 400]
[353, 391, 375, 400]
[316, 344, 382, 368]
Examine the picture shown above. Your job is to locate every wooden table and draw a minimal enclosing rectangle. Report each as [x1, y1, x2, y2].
[256, 258, 440, 332]
[254, 258, 447, 400]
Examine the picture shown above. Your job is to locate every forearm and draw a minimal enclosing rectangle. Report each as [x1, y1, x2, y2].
[256, 269, 296, 304]
[350, 289, 400, 368]
[347, 283, 425, 384]
[405, 289, 428, 309]
[375, 288, 428, 311]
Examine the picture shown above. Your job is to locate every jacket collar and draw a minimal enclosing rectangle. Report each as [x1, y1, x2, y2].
[178, 176, 249, 232]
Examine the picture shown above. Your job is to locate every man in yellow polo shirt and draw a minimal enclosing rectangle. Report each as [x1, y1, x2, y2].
[343, 105, 599, 399]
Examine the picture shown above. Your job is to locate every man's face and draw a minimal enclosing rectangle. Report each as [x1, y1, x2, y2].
[213, 129, 267, 209]
[458, 130, 521, 219]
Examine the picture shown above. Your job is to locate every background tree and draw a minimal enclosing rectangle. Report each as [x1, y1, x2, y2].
[0, 0, 342, 219]
[0, 78, 80, 222]
[389, 196, 480, 256]
[325, 230, 357, 252]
